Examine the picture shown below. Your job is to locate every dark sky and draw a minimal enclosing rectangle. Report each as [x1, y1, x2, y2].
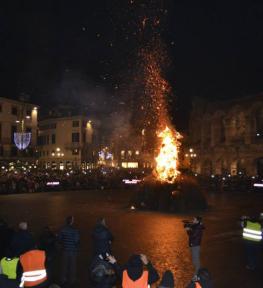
[1, 1, 263, 129]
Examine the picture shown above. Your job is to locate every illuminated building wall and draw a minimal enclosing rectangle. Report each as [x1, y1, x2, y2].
[38, 116, 99, 169]
[189, 94, 263, 176]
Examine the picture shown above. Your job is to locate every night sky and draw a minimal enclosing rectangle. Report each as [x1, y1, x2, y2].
[1, 1, 263, 129]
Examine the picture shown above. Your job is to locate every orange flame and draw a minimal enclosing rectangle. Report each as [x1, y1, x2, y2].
[155, 126, 182, 183]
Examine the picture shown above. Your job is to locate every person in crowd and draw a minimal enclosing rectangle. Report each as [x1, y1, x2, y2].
[108, 253, 159, 287]
[186, 268, 213, 288]
[92, 218, 113, 256]
[184, 216, 205, 276]
[38, 226, 57, 281]
[158, 270, 174, 288]
[0, 248, 21, 288]
[241, 214, 262, 270]
[90, 254, 117, 288]
[11, 222, 35, 257]
[19, 245, 48, 288]
[58, 216, 79, 287]
[0, 219, 14, 259]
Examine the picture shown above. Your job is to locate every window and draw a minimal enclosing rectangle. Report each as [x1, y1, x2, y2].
[11, 107, 18, 115]
[121, 150, 125, 159]
[51, 134, 56, 144]
[72, 149, 79, 155]
[72, 132, 80, 143]
[72, 120, 79, 127]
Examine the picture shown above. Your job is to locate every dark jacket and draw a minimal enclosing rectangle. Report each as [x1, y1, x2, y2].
[90, 255, 117, 288]
[92, 224, 113, 255]
[58, 225, 80, 252]
[114, 255, 159, 285]
[0, 223, 14, 259]
[187, 223, 205, 247]
[10, 230, 35, 256]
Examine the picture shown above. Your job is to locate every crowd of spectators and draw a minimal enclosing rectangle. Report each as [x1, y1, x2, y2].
[0, 168, 149, 195]
[0, 217, 213, 288]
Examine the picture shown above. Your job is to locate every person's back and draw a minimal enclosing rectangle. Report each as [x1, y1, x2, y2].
[20, 249, 48, 288]
[58, 223, 79, 252]
[58, 216, 79, 286]
[11, 222, 35, 257]
[110, 254, 159, 288]
[92, 218, 113, 255]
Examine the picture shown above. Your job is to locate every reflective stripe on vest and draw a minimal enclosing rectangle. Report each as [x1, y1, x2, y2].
[242, 221, 262, 242]
[122, 270, 149, 288]
[19, 269, 47, 287]
[19, 250, 47, 287]
[0, 257, 19, 279]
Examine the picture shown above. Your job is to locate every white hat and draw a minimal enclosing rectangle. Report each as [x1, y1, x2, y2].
[18, 222, 28, 230]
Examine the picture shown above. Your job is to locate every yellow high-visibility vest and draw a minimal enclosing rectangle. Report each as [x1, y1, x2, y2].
[243, 221, 262, 242]
[0, 257, 19, 279]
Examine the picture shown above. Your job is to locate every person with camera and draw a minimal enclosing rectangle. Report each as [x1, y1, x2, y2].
[90, 253, 117, 288]
[107, 253, 159, 288]
[184, 216, 205, 277]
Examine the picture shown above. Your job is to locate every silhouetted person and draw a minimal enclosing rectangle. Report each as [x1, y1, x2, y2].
[58, 216, 79, 286]
[92, 218, 113, 256]
[10, 222, 35, 257]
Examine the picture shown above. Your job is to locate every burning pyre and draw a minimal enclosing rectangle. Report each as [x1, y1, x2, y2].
[140, 43, 182, 183]
[155, 126, 182, 183]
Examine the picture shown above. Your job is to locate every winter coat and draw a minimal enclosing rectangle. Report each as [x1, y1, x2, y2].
[10, 230, 35, 256]
[58, 225, 80, 252]
[92, 224, 113, 255]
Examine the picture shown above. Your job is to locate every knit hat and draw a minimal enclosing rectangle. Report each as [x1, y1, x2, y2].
[158, 270, 174, 288]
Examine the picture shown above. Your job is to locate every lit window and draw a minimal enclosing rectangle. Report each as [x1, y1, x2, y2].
[121, 150, 125, 159]
[127, 162, 138, 168]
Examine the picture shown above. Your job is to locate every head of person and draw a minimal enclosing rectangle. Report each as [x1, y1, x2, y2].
[18, 222, 28, 231]
[126, 254, 143, 279]
[97, 217, 106, 227]
[158, 270, 174, 288]
[193, 216, 202, 224]
[66, 216, 74, 226]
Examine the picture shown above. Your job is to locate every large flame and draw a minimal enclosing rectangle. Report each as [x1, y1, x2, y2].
[155, 126, 182, 183]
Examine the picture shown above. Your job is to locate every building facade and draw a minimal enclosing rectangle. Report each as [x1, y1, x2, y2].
[0, 97, 38, 162]
[38, 116, 98, 169]
[189, 94, 263, 176]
